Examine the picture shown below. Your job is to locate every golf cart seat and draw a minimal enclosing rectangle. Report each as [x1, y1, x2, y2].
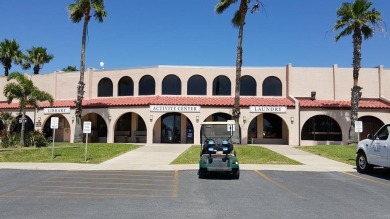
[203, 139, 217, 154]
[221, 140, 233, 154]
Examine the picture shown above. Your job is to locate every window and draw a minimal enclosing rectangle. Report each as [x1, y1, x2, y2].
[263, 113, 282, 138]
[188, 75, 206, 95]
[212, 75, 231, 96]
[262, 76, 282, 96]
[375, 125, 390, 140]
[98, 77, 113, 97]
[301, 115, 342, 141]
[139, 75, 155, 95]
[240, 75, 256, 96]
[118, 76, 134, 96]
[162, 74, 181, 95]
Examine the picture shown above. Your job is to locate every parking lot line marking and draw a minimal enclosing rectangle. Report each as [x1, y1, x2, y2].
[52, 176, 176, 182]
[63, 172, 174, 178]
[29, 184, 173, 192]
[341, 172, 390, 187]
[172, 170, 179, 197]
[12, 189, 173, 198]
[41, 180, 176, 187]
[254, 170, 304, 199]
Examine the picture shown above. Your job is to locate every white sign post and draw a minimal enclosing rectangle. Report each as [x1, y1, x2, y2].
[355, 121, 363, 133]
[50, 117, 59, 159]
[83, 121, 92, 161]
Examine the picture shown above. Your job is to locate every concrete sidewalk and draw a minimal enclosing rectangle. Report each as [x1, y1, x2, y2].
[0, 144, 356, 172]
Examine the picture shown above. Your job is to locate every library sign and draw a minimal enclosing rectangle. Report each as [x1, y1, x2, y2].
[250, 106, 287, 113]
[150, 105, 201, 113]
[44, 107, 71, 115]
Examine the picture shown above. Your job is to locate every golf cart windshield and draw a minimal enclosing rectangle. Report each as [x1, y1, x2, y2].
[201, 122, 234, 143]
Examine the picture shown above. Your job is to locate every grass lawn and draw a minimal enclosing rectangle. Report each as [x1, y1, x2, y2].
[298, 145, 357, 166]
[171, 145, 301, 165]
[0, 143, 140, 164]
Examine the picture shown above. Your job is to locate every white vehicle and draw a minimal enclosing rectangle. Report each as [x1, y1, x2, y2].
[356, 124, 390, 173]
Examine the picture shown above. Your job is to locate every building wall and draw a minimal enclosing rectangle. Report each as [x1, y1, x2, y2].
[1, 64, 389, 146]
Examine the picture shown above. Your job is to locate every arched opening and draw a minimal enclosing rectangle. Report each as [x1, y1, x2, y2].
[240, 75, 256, 96]
[162, 74, 181, 95]
[98, 77, 113, 97]
[358, 116, 384, 140]
[42, 114, 71, 142]
[301, 115, 342, 141]
[82, 113, 107, 143]
[187, 75, 206, 95]
[139, 75, 155, 95]
[118, 76, 134, 96]
[262, 76, 282, 96]
[11, 115, 34, 134]
[212, 75, 231, 96]
[113, 112, 147, 143]
[246, 114, 288, 144]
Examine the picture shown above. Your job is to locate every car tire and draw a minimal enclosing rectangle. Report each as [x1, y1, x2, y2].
[356, 152, 373, 173]
[232, 168, 240, 180]
[198, 168, 207, 179]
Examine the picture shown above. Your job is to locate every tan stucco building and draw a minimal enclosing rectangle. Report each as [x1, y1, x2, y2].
[1, 64, 389, 146]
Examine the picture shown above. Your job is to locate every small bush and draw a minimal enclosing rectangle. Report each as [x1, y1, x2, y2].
[0, 133, 20, 148]
[26, 131, 49, 147]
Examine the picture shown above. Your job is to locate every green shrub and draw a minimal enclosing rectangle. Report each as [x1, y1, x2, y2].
[0, 133, 20, 148]
[26, 131, 49, 147]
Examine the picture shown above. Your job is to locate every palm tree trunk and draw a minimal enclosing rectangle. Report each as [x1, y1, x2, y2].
[349, 26, 362, 144]
[20, 111, 26, 146]
[233, 1, 247, 123]
[232, 1, 248, 144]
[74, 14, 90, 143]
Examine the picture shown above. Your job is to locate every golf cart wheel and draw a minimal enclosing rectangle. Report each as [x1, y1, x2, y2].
[198, 168, 207, 179]
[232, 168, 240, 179]
[356, 151, 373, 173]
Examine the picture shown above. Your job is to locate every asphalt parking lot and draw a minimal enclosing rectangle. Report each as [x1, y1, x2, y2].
[0, 170, 178, 199]
[0, 169, 389, 219]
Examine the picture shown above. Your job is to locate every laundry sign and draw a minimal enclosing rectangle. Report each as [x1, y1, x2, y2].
[250, 106, 287, 113]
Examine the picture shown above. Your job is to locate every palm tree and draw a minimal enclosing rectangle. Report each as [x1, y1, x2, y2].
[0, 39, 23, 76]
[22, 46, 54, 74]
[215, 0, 261, 123]
[334, 0, 384, 143]
[3, 72, 54, 146]
[68, 0, 107, 142]
[0, 112, 15, 134]
[62, 65, 78, 72]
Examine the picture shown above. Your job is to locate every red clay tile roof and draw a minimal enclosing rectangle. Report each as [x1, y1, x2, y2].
[298, 98, 390, 109]
[0, 96, 295, 109]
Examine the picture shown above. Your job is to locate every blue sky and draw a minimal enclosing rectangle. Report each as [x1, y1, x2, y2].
[1, 0, 389, 74]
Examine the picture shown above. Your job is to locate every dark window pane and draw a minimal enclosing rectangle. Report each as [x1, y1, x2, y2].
[262, 76, 282, 96]
[213, 76, 231, 96]
[301, 115, 342, 141]
[118, 76, 134, 96]
[98, 78, 113, 97]
[240, 76, 256, 96]
[139, 75, 155, 95]
[188, 75, 206, 95]
[162, 75, 181, 95]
